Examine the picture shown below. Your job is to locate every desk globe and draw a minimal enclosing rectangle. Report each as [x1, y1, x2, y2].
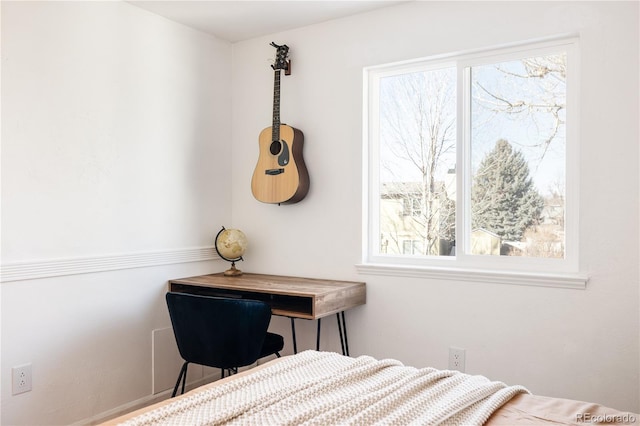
[214, 227, 248, 276]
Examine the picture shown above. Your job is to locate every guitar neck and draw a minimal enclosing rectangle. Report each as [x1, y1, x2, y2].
[272, 69, 281, 141]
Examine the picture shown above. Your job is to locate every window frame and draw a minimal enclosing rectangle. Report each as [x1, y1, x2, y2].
[361, 36, 587, 289]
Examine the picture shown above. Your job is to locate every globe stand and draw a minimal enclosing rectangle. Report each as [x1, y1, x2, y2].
[215, 226, 247, 278]
[224, 261, 243, 277]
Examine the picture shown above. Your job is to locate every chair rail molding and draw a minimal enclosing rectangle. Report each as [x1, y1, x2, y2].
[0, 246, 219, 282]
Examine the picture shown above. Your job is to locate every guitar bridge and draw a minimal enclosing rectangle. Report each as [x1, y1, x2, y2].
[265, 168, 285, 175]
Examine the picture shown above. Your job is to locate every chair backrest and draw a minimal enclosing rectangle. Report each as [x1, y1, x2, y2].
[166, 292, 273, 369]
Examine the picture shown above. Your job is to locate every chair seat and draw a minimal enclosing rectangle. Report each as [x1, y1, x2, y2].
[260, 332, 284, 358]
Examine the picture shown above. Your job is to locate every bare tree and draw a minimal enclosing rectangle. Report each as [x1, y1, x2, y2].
[379, 68, 456, 254]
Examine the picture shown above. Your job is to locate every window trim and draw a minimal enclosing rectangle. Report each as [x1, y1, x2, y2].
[355, 263, 588, 289]
[361, 35, 587, 288]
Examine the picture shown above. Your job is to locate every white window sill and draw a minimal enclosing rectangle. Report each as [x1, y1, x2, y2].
[355, 263, 588, 289]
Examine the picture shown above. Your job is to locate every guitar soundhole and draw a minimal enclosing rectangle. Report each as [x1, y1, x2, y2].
[270, 140, 282, 155]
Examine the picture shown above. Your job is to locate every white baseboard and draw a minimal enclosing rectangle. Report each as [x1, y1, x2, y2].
[76, 390, 171, 426]
[75, 372, 221, 425]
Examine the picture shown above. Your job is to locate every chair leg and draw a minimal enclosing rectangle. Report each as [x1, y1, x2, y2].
[172, 361, 189, 398]
[180, 363, 188, 395]
[275, 352, 281, 358]
[220, 367, 241, 380]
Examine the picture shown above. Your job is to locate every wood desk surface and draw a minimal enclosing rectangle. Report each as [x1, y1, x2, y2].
[168, 273, 366, 319]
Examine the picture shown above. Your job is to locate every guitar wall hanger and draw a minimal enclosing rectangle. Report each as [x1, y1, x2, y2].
[270, 42, 291, 76]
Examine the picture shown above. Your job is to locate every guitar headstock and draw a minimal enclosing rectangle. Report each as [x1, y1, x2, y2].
[270, 42, 290, 71]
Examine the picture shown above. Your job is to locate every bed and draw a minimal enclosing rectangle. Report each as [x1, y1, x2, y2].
[104, 351, 638, 425]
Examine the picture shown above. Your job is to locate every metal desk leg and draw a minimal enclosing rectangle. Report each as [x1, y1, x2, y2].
[336, 313, 346, 355]
[316, 318, 321, 351]
[340, 311, 350, 356]
[290, 314, 348, 355]
[290, 317, 298, 354]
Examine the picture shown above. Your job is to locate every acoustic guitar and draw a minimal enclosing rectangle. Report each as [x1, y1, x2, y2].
[251, 42, 309, 204]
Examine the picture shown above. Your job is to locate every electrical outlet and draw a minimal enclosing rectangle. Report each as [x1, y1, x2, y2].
[448, 347, 466, 372]
[12, 363, 32, 395]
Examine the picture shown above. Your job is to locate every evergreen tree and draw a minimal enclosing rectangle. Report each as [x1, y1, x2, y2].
[471, 139, 544, 241]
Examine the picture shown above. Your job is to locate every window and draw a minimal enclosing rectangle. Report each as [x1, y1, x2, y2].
[403, 197, 422, 217]
[363, 37, 583, 283]
[403, 240, 423, 255]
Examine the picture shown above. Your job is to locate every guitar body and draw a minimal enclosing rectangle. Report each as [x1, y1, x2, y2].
[251, 124, 309, 204]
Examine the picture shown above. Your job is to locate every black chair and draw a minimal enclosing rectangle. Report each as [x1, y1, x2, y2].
[166, 292, 284, 397]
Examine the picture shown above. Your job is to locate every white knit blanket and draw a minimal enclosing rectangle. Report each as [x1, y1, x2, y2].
[122, 351, 529, 426]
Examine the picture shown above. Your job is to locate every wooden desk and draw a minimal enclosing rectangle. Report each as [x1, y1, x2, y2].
[168, 273, 366, 355]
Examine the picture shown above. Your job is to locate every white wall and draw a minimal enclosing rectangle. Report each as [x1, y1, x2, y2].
[1, 1, 638, 424]
[231, 1, 639, 413]
[1, 2, 231, 424]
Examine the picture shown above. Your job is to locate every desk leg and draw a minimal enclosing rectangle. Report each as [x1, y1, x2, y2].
[340, 311, 350, 356]
[340, 311, 349, 356]
[336, 313, 346, 355]
[290, 317, 320, 353]
[290, 314, 348, 355]
[290, 318, 298, 354]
